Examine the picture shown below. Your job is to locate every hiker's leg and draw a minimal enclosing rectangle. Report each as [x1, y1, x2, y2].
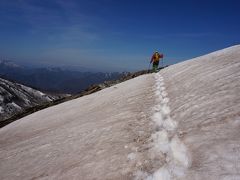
[155, 61, 159, 71]
[152, 64, 156, 72]
[152, 64, 155, 72]
[153, 61, 159, 72]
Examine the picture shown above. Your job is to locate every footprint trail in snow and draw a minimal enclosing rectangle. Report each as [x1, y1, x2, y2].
[136, 72, 191, 180]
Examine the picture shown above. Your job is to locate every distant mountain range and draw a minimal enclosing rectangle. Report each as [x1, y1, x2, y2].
[0, 77, 62, 122]
[0, 60, 125, 94]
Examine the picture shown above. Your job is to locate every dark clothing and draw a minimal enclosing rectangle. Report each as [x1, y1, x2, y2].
[152, 61, 159, 72]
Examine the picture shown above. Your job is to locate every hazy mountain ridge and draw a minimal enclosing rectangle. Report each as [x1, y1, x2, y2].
[0, 60, 21, 68]
[0, 61, 126, 94]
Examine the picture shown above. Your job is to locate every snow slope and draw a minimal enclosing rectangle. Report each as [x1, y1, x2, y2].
[160, 45, 240, 179]
[0, 45, 239, 180]
[0, 74, 156, 180]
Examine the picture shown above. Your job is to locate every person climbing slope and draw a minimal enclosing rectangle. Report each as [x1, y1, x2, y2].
[150, 51, 163, 72]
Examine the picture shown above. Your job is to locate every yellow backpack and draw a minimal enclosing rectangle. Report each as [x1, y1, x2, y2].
[154, 53, 161, 61]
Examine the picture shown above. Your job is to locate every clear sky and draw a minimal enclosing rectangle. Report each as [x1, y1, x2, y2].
[0, 0, 240, 72]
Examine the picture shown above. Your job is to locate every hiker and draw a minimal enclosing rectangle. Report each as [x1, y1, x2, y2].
[150, 51, 163, 72]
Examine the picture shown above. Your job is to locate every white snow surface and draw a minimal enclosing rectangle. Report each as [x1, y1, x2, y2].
[0, 74, 156, 180]
[159, 45, 240, 179]
[0, 45, 240, 180]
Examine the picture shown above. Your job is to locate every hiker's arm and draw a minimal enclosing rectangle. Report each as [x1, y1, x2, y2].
[150, 55, 154, 63]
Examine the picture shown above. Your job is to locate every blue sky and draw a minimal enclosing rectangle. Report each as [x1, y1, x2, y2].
[0, 0, 240, 72]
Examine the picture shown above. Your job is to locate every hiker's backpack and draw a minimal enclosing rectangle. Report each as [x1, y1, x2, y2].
[154, 53, 163, 61]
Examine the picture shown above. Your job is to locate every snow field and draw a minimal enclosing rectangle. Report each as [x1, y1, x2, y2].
[147, 72, 191, 180]
[0, 74, 157, 180]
